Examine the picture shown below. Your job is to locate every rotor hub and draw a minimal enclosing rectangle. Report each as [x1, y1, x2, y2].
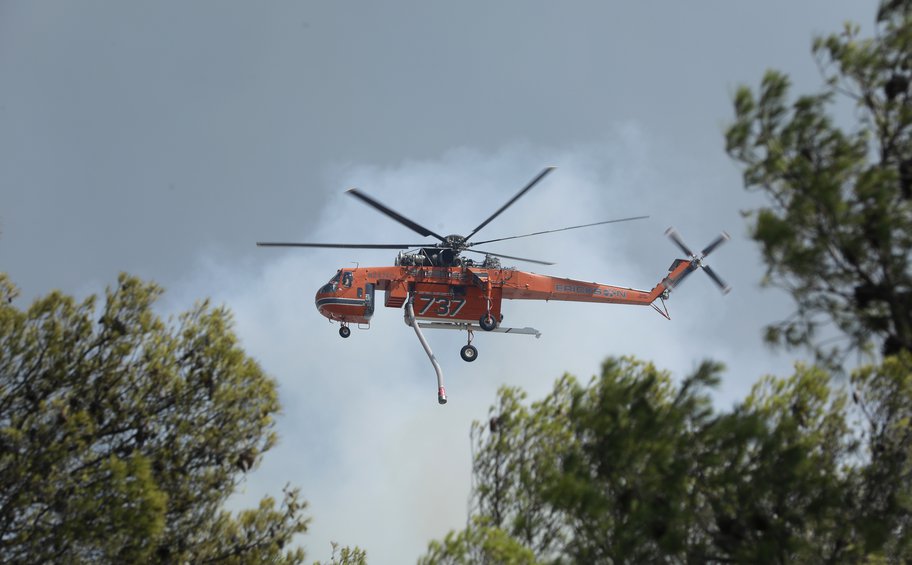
[443, 234, 468, 249]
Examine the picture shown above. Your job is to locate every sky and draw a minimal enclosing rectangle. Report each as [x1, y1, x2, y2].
[1, 1, 877, 562]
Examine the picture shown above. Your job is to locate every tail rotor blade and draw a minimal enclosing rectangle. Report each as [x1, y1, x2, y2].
[700, 232, 730, 257]
[665, 227, 695, 257]
[702, 265, 731, 294]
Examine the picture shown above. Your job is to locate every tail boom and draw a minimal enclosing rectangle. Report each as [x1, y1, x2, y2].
[500, 264, 691, 307]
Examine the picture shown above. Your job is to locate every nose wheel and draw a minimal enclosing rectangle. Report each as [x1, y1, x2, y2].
[460, 344, 478, 362]
[339, 325, 351, 338]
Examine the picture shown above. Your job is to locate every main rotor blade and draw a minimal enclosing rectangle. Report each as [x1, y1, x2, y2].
[470, 215, 649, 246]
[700, 232, 730, 257]
[466, 167, 556, 240]
[346, 188, 446, 242]
[257, 242, 424, 249]
[466, 248, 555, 266]
[702, 265, 732, 294]
[665, 227, 695, 257]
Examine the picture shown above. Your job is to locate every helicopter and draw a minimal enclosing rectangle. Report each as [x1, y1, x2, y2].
[258, 167, 730, 404]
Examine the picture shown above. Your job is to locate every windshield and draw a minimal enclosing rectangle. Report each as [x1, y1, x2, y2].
[319, 271, 342, 294]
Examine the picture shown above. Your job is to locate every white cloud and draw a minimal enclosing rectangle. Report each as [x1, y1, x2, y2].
[166, 131, 803, 563]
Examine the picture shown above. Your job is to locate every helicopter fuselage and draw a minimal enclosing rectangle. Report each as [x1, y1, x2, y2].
[314, 261, 686, 328]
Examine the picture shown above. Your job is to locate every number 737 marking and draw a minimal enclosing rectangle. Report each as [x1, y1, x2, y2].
[418, 295, 467, 317]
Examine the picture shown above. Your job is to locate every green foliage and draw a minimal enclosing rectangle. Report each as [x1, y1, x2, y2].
[0, 273, 309, 563]
[313, 542, 369, 565]
[852, 352, 912, 560]
[726, 1, 912, 363]
[419, 517, 540, 565]
[423, 355, 912, 563]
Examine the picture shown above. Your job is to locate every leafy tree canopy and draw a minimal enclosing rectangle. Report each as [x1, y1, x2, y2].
[422, 355, 912, 563]
[726, 0, 912, 363]
[0, 273, 309, 562]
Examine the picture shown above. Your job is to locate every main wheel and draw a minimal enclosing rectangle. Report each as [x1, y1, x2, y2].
[479, 314, 497, 331]
[339, 326, 351, 338]
[460, 344, 478, 362]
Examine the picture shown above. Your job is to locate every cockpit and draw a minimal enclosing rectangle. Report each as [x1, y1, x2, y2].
[318, 271, 341, 295]
[319, 269, 354, 293]
[315, 270, 373, 328]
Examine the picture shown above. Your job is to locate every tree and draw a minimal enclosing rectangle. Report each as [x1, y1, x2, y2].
[421, 355, 912, 563]
[725, 1, 912, 363]
[0, 273, 309, 562]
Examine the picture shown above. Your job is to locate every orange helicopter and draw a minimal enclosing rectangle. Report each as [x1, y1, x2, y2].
[258, 167, 729, 404]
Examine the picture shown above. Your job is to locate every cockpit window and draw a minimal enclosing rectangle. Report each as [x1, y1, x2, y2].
[319, 271, 342, 294]
[342, 271, 353, 288]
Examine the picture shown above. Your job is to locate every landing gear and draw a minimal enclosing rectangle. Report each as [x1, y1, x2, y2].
[339, 325, 351, 338]
[479, 314, 497, 331]
[461, 326, 478, 362]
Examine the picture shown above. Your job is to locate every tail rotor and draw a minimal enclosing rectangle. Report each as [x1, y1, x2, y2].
[665, 228, 731, 294]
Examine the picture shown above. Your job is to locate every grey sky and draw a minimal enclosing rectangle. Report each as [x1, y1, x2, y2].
[2, 1, 875, 562]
